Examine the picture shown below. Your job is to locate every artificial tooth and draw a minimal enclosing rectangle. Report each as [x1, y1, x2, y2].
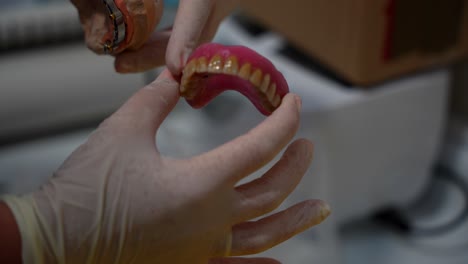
[196, 57, 208, 73]
[272, 94, 281, 108]
[238, 63, 251, 80]
[223, 56, 239, 74]
[260, 74, 270, 93]
[183, 59, 197, 77]
[249, 69, 263, 87]
[208, 55, 223, 73]
[267, 83, 276, 102]
[180, 77, 189, 93]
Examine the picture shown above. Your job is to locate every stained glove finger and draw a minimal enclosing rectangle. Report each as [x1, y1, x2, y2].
[166, 0, 215, 75]
[209, 257, 281, 264]
[230, 200, 330, 256]
[114, 30, 171, 73]
[233, 138, 313, 223]
[70, 0, 109, 54]
[191, 93, 301, 185]
[71, 0, 161, 54]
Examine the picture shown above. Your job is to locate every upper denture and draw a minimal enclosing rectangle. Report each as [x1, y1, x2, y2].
[180, 43, 289, 115]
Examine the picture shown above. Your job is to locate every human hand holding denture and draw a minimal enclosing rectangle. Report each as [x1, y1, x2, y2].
[71, 0, 238, 74]
[2, 67, 330, 263]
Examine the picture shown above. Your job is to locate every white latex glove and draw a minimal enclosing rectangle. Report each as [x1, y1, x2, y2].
[115, 0, 238, 74]
[2, 69, 330, 264]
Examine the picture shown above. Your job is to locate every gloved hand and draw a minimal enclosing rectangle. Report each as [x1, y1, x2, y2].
[70, 0, 164, 54]
[2, 69, 330, 264]
[70, 0, 238, 75]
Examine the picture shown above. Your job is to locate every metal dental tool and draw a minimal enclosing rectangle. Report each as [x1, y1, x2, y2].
[102, 0, 126, 54]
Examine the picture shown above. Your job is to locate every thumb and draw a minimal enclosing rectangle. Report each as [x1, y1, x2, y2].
[114, 69, 180, 136]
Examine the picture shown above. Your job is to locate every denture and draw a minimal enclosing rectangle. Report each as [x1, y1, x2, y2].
[180, 43, 289, 115]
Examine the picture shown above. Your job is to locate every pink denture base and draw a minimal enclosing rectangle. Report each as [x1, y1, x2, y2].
[184, 43, 290, 115]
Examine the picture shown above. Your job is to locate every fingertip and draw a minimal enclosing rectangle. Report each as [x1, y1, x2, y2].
[306, 199, 332, 225]
[114, 59, 130, 73]
[230, 199, 331, 255]
[278, 94, 299, 118]
[114, 52, 138, 73]
[114, 31, 171, 73]
[165, 47, 184, 77]
[156, 68, 174, 80]
[281, 93, 301, 113]
[321, 201, 332, 220]
[146, 68, 179, 89]
[294, 94, 302, 112]
[270, 93, 301, 135]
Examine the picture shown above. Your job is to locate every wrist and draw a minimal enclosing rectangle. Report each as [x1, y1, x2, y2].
[1, 194, 51, 264]
[0, 200, 22, 264]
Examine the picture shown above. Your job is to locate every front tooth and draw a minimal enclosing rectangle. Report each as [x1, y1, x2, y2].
[260, 74, 270, 93]
[249, 69, 263, 87]
[180, 76, 189, 93]
[208, 55, 223, 73]
[267, 83, 276, 102]
[196, 57, 208, 73]
[183, 59, 197, 77]
[223, 56, 239, 74]
[272, 94, 281, 108]
[238, 63, 251, 80]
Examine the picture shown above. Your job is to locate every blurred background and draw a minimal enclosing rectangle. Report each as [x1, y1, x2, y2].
[0, 0, 467, 263]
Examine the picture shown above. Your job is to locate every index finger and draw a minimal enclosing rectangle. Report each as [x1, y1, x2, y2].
[192, 93, 302, 185]
[166, 0, 215, 76]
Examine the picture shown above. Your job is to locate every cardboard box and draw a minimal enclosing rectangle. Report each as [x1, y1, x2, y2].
[239, 0, 468, 85]
[451, 61, 468, 120]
